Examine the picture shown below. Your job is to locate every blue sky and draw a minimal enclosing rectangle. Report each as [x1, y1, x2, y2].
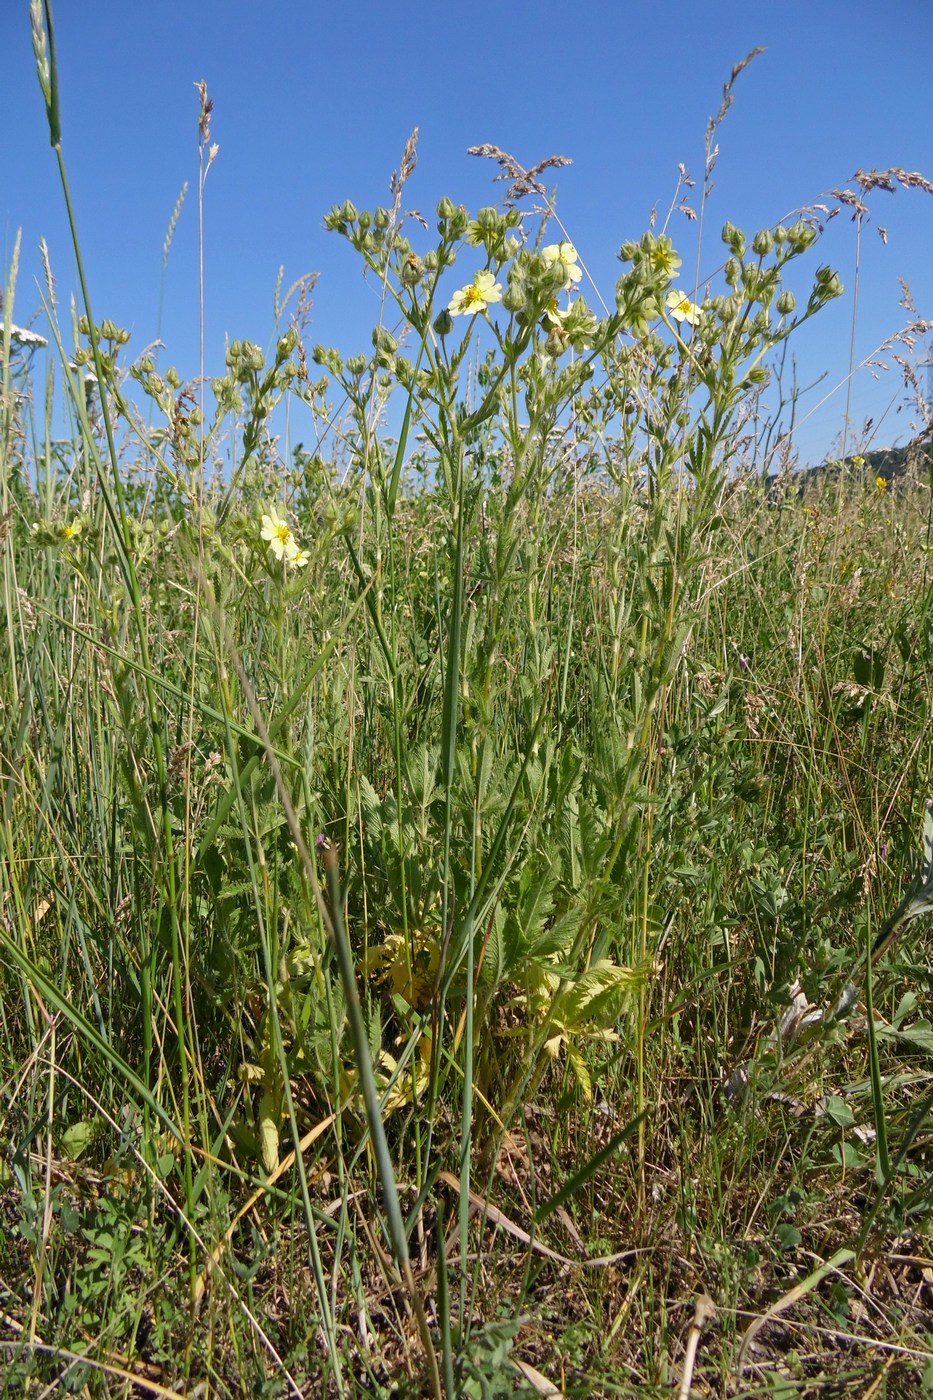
[4, 0, 933, 467]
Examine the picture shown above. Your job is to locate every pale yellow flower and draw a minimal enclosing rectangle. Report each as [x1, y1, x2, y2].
[261, 507, 305, 565]
[60, 518, 83, 541]
[543, 297, 571, 327]
[542, 241, 583, 289]
[447, 269, 503, 316]
[665, 289, 702, 327]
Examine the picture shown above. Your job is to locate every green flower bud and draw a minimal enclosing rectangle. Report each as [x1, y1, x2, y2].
[374, 207, 389, 229]
[544, 327, 568, 358]
[448, 206, 470, 239]
[277, 327, 298, 359]
[776, 290, 796, 315]
[341, 200, 358, 223]
[166, 366, 181, 389]
[433, 308, 453, 337]
[399, 252, 424, 287]
[436, 195, 456, 220]
[808, 266, 844, 309]
[752, 228, 774, 256]
[100, 318, 130, 344]
[617, 240, 639, 263]
[423, 249, 438, 271]
[787, 220, 817, 252]
[502, 279, 527, 315]
[721, 222, 746, 256]
[372, 328, 399, 354]
[346, 353, 367, 376]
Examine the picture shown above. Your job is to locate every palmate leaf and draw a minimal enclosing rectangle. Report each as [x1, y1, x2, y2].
[481, 905, 507, 987]
[518, 855, 560, 949]
[357, 773, 384, 837]
[557, 957, 653, 1030]
[530, 901, 587, 961]
[405, 741, 440, 826]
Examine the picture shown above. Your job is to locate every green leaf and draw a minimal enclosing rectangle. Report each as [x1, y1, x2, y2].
[61, 1119, 97, 1160]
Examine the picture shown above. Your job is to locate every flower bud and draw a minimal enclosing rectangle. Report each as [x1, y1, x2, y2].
[277, 327, 298, 359]
[100, 318, 130, 344]
[502, 281, 527, 315]
[436, 195, 456, 220]
[776, 290, 796, 315]
[544, 327, 568, 357]
[432, 308, 453, 337]
[751, 228, 774, 256]
[399, 252, 424, 287]
[372, 328, 398, 354]
[787, 220, 817, 252]
[721, 222, 746, 257]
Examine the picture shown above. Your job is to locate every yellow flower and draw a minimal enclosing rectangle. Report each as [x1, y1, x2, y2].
[665, 289, 702, 327]
[261, 506, 305, 564]
[543, 297, 571, 327]
[542, 241, 583, 289]
[447, 269, 503, 316]
[649, 236, 681, 279]
[60, 518, 83, 541]
[875, 475, 887, 491]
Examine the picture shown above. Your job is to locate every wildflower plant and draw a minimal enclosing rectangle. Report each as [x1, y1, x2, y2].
[14, 17, 930, 1392]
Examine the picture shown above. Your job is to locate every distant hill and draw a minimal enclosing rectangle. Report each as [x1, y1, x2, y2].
[764, 430, 933, 499]
[805, 430, 932, 490]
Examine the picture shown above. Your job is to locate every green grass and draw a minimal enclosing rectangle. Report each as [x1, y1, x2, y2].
[3, 8, 933, 1395]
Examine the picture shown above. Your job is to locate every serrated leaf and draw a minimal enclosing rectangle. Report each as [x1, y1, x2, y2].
[481, 905, 506, 987]
[565, 1040, 593, 1102]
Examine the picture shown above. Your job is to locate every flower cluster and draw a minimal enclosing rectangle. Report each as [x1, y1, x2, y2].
[260, 507, 309, 568]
